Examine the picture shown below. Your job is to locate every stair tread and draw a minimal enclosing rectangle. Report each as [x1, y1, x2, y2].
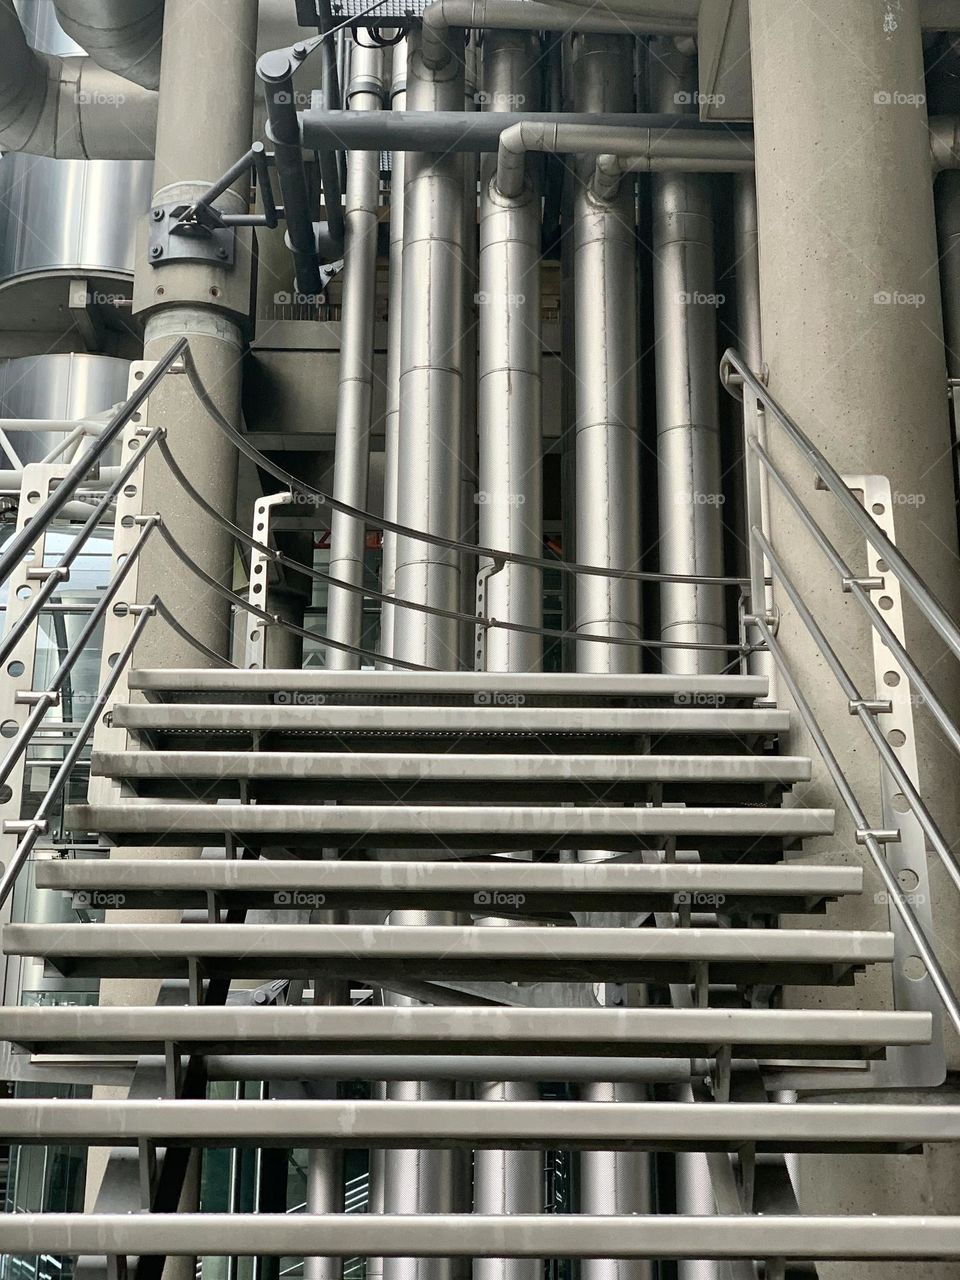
[111, 703, 789, 734]
[91, 750, 812, 783]
[128, 670, 770, 700]
[3, 926, 901, 962]
[3, 1213, 958, 1259]
[35, 857, 864, 895]
[66, 803, 834, 837]
[0, 1099, 954, 1151]
[0, 1005, 930, 1059]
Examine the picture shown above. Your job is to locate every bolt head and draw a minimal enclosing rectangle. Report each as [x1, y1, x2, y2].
[217, 246, 229, 260]
[150, 245, 164, 260]
[151, 208, 165, 222]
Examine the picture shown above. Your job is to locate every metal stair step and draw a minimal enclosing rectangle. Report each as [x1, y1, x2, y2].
[127, 669, 770, 704]
[2, 1214, 958, 1259]
[0, 1098, 955, 1153]
[0, 1005, 929, 1059]
[90, 750, 811, 803]
[35, 857, 862, 915]
[3, 923, 893, 985]
[64, 802, 833, 852]
[110, 702, 789, 740]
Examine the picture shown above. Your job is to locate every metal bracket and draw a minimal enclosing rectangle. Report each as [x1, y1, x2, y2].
[148, 203, 236, 269]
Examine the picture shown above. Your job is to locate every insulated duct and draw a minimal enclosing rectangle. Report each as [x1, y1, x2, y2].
[52, 0, 164, 90]
[0, 0, 156, 157]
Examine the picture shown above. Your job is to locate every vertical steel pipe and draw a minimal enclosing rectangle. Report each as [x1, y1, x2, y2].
[473, 42, 543, 1280]
[572, 34, 642, 675]
[479, 31, 543, 674]
[460, 39, 481, 667]
[325, 40, 386, 668]
[650, 37, 725, 676]
[391, 28, 466, 669]
[379, 39, 407, 662]
[383, 31, 466, 1280]
[569, 33, 652, 1280]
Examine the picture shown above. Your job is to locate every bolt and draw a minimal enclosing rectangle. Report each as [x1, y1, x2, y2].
[150, 245, 164, 260]
[293, 42, 308, 60]
[151, 208, 165, 222]
[217, 246, 229, 260]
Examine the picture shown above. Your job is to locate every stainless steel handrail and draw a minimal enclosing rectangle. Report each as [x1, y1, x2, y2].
[0, 339, 187, 589]
[722, 346, 960, 1036]
[722, 347, 960, 663]
[0, 427, 164, 672]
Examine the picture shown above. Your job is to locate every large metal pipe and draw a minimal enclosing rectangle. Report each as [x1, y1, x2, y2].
[569, 33, 652, 1280]
[472, 42, 542, 1279]
[383, 31, 467, 1280]
[390, 29, 467, 669]
[378, 40, 408, 662]
[420, 0, 698, 69]
[572, 37, 642, 676]
[52, 0, 164, 88]
[325, 41, 386, 668]
[649, 37, 726, 676]
[478, 33, 543, 674]
[0, 0, 156, 157]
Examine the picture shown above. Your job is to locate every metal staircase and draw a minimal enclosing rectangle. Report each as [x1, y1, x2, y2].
[1, 667, 958, 1270]
[1, 344, 960, 1271]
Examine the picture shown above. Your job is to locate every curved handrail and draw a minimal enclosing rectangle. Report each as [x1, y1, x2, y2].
[721, 347, 960, 662]
[721, 345, 960, 1039]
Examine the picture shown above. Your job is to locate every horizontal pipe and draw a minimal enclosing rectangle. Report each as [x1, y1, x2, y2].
[497, 121, 754, 198]
[301, 109, 747, 153]
[421, 0, 698, 68]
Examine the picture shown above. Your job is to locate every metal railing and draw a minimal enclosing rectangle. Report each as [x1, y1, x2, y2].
[0, 337, 764, 926]
[722, 346, 960, 1041]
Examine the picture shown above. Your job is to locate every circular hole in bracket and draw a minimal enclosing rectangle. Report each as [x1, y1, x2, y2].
[872, 502, 886, 516]
[904, 955, 927, 982]
[888, 728, 907, 748]
[892, 791, 910, 813]
[0, 720, 18, 738]
[879, 595, 894, 611]
[883, 670, 901, 687]
[6, 661, 24, 678]
[898, 868, 920, 892]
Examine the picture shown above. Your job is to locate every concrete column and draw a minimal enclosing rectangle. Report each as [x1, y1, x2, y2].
[85, 5, 259, 1272]
[750, 3, 960, 1274]
[135, 0, 259, 668]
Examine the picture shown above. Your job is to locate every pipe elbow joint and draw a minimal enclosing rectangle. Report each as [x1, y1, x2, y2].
[421, 0, 456, 70]
[592, 153, 626, 201]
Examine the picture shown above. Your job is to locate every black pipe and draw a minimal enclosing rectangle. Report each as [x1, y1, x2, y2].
[301, 109, 753, 153]
[258, 49, 325, 296]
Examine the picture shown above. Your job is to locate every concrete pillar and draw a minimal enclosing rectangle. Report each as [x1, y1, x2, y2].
[135, 0, 259, 668]
[85, 5, 260, 1271]
[749, 3, 960, 1275]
